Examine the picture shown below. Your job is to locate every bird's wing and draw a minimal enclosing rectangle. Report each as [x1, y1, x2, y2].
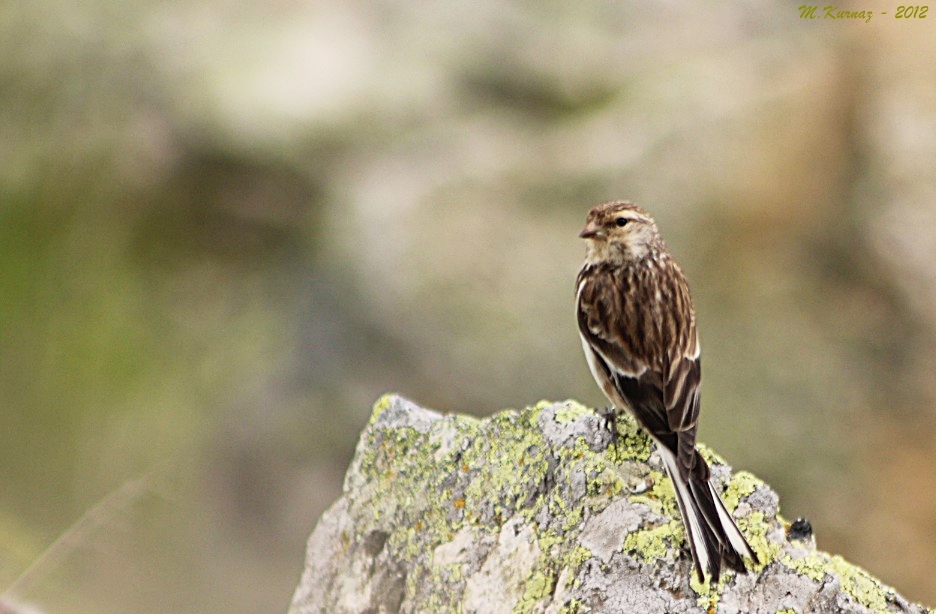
[662, 348, 702, 479]
[576, 268, 672, 443]
[660, 265, 702, 437]
[576, 264, 701, 464]
[664, 342, 701, 433]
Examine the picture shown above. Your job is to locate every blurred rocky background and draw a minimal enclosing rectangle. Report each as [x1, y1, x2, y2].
[1, 1, 934, 612]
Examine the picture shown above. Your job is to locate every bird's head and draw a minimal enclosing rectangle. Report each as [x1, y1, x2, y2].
[579, 201, 663, 264]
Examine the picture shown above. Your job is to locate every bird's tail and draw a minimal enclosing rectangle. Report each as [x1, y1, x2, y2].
[659, 448, 758, 583]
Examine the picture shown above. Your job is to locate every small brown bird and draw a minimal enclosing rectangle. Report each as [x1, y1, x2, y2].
[575, 200, 757, 583]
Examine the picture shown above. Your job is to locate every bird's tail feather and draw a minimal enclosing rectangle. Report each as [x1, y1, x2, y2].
[659, 449, 758, 583]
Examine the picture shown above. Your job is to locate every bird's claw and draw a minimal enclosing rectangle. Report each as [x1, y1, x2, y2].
[596, 406, 619, 451]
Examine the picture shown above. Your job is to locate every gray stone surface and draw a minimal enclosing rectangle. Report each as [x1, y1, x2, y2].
[289, 394, 934, 614]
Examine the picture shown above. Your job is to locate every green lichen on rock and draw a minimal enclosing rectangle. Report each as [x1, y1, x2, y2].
[626, 468, 674, 517]
[326, 395, 766, 612]
[290, 395, 935, 614]
[515, 570, 556, 613]
[720, 470, 761, 509]
[828, 555, 891, 611]
[622, 519, 682, 564]
[779, 547, 914, 613]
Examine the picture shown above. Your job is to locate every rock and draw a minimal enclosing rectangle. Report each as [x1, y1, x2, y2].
[288, 394, 934, 614]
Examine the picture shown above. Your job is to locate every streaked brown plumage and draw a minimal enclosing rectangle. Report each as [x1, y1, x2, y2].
[575, 200, 757, 583]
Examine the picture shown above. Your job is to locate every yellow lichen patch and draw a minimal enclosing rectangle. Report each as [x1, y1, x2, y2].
[628, 468, 676, 518]
[690, 574, 708, 598]
[780, 549, 900, 612]
[552, 400, 589, 423]
[780, 549, 827, 583]
[741, 511, 781, 571]
[611, 421, 654, 464]
[721, 470, 761, 509]
[460, 408, 550, 527]
[368, 393, 398, 426]
[622, 519, 681, 563]
[514, 571, 556, 613]
[565, 545, 593, 573]
[828, 555, 892, 612]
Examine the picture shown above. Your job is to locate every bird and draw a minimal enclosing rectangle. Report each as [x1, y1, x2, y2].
[575, 200, 758, 583]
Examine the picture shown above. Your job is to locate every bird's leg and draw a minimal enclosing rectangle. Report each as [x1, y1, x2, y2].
[596, 406, 619, 452]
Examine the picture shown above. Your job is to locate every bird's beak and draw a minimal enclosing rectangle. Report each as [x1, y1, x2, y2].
[579, 222, 603, 239]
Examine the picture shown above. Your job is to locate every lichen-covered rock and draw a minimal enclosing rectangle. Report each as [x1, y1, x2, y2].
[288, 394, 934, 614]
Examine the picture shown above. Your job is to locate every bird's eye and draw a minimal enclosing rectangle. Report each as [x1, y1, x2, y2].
[615, 217, 629, 227]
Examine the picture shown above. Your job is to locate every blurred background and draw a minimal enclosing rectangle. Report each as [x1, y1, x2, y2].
[1, 1, 935, 612]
